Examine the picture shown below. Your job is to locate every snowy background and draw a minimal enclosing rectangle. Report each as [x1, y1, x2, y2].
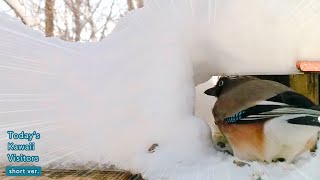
[1, 0, 320, 179]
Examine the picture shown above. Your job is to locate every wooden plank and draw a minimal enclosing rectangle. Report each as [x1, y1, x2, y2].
[296, 61, 320, 72]
[290, 74, 319, 104]
[0, 169, 144, 180]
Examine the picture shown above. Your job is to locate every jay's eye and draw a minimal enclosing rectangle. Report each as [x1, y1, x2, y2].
[218, 80, 224, 86]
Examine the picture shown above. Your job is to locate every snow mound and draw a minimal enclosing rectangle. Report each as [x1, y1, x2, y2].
[1, 0, 320, 179]
[139, 0, 320, 84]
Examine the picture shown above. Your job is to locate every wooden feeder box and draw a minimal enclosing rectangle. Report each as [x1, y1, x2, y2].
[292, 61, 320, 104]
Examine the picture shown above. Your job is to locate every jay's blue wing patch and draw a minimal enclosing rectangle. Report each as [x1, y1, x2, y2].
[225, 111, 245, 123]
[224, 105, 282, 124]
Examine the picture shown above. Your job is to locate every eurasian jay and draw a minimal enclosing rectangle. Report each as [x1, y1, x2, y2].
[205, 76, 320, 163]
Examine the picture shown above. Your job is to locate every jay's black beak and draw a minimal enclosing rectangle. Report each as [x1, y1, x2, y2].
[204, 87, 217, 96]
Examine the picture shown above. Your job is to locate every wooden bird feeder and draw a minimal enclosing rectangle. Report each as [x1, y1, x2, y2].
[291, 61, 320, 105]
[290, 61, 320, 104]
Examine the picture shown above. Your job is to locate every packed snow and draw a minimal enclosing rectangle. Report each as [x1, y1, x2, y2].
[1, 0, 320, 179]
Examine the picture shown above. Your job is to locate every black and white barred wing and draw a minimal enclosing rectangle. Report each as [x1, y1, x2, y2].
[225, 91, 320, 126]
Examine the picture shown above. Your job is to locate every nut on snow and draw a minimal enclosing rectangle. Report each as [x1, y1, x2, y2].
[148, 144, 159, 153]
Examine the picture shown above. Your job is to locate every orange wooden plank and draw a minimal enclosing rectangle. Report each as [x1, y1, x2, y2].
[296, 61, 320, 72]
[0, 170, 144, 180]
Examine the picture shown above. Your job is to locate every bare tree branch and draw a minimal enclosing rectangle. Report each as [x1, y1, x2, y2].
[45, 0, 55, 37]
[3, 0, 35, 26]
[99, 0, 115, 41]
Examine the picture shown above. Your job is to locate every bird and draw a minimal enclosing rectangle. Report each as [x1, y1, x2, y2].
[204, 76, 320, 163]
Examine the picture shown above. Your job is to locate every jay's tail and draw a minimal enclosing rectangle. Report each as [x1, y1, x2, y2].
[287, 116, 320, 127]
[286, 105, 320, 127]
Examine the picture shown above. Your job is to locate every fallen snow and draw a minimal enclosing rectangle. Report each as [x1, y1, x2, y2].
[1, 0, 320, 179]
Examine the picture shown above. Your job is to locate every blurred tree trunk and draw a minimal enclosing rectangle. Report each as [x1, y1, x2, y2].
[73, 0, 82, 42]
[45, 0, 55, 37]
[136, 0, 144, 9]
[127, 0, 134, 11]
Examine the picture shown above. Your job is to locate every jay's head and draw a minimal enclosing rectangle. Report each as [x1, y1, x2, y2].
[204, 76, 258, 97]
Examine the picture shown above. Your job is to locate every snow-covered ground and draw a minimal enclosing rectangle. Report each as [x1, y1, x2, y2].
[1, 0, 320, 179]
